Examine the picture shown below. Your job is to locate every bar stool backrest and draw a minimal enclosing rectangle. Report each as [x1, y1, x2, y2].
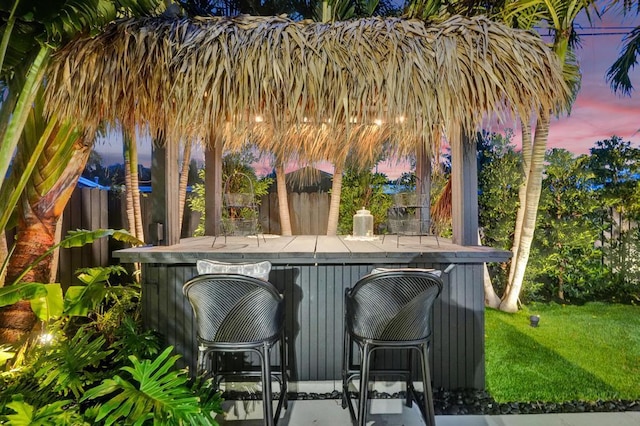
[346, 270, 443, 341]
[183, 273, 284, 344]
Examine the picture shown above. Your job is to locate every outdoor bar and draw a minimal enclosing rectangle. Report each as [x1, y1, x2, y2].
[115, 235, 510, 390]
[44, 13, 568, 392]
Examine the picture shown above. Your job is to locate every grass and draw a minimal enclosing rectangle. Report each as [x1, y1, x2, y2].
[485, 302, 640, 403]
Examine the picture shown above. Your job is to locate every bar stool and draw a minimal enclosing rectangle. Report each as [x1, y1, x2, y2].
[183, 272, 287, 425]
[342, 269, 443, 426]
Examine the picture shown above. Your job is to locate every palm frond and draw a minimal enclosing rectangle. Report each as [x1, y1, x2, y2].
[45, 14, 568, 168]
[607, 26, 640, 95]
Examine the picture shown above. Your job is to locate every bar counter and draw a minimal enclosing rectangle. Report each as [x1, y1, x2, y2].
[115, 235, 510, 390]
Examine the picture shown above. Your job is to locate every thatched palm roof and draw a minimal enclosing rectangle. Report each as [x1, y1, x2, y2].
[45, 14, 568, 166]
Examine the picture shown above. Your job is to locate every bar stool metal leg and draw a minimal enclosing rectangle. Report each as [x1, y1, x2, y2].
[275, 332, 288, 417]
[406, 349, 414, 408]
[259, 343, 275, 426]
[357, 343, 372, 426]
[342, 326, 350, 409]
[419, 343, 436, 426]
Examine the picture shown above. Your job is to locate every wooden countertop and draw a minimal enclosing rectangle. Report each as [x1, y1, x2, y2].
[114, 235, 511, 265]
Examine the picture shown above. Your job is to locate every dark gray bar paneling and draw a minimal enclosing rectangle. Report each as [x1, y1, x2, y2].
[140, 260, 485, 389]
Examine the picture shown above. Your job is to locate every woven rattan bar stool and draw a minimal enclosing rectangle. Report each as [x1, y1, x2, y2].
[183, 273, 287, 425]
[342, 269, 443, 426]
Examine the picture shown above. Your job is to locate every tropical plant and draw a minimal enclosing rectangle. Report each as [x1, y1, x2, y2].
[337, 167, 392, 234]
[33, 327, 113, 398]
[190, 153, 272, 237]
[0, 0, 164, 344]
[0, 0, 165, 238]
[82, 346, 221, 425]
[2, 345, 222, 425]
[2, 395, 84, 426]
[586, 135, 640, 220]
[484, 0, 599, 312]
[0, 228, 222, 424]
[0, 229, 143, 345]
[585, 136, 640, 304]
[526, 149, 603, 303]
[108, 316, 161, 365]
[477, 132, 523, 297]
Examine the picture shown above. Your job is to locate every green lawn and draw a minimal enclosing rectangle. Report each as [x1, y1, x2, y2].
[485, 302, 640, 403]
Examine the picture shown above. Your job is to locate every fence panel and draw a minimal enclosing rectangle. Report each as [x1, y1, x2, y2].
[260, 193, 329, 235]
[58, 187, 109, 286]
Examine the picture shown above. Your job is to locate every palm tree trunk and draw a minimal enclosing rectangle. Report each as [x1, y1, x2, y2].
[276, 162, 292, 236]
[0, 138, 90, 343]
[123, 132, 137, 240]
[48, 215, 64, 283]
[478, 230, 501, 308]
[178, 140, 193, 232]
[500, 112, 550, 312]
[506, 122, 532, 292]
[123, 131, 143, 278]
[326, 161, 344, 236]
[130, 142, 144, 243]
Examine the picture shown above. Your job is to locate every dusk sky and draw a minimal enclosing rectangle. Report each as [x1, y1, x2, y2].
[94, 8, 640, 178]
[544, 10, 640, 154]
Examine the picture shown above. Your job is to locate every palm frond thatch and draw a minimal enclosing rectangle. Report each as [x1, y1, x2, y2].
[45, 14, 568, 166]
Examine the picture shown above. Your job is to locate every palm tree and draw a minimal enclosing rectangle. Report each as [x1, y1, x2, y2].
[498, 0, 597, 312]
[0, 0, 165, 344]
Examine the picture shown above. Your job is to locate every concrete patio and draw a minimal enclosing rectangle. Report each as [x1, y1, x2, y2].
[217, 399, 640, 425]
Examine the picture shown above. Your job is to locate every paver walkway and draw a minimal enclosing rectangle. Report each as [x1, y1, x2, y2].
[217, 399, 640, 425]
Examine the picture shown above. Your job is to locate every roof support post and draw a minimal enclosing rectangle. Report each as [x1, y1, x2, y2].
[451, 131, 478, 246]
[204, 142, 223, 236]
[151, 139, 180, 245]
[415, 140, 432, 229]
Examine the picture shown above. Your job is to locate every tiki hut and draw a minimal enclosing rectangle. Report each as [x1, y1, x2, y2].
[45, 14, 568, 244]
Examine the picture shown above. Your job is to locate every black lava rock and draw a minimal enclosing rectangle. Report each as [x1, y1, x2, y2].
[220, 388, 640, 415]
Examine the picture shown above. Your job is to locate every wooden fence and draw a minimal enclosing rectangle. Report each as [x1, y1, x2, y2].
[259, 192, 329, 235]
[106, 191, 331, 241]
[3, 188, 331, 287]
[58, 187, 109, 285]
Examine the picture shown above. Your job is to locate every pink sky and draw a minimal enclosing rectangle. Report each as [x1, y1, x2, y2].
[544, 11, 640, 154]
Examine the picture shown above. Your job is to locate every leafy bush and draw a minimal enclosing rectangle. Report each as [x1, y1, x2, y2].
[337, 167, 391, 235]
[189, 152, 272, 237]
[0, 229, 224, 425]
[82, 347, 221, 425]
[33, 327, 112, 398]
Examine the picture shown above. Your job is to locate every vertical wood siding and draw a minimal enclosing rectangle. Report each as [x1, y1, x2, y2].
[142, 261, 485, 390]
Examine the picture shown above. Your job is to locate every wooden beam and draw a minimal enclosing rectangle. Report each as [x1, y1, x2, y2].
[151, 140, 180, 245]
[415, 140, 432, 227]
[204, 142, 223, 236]
[451, 131, 478, 246]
